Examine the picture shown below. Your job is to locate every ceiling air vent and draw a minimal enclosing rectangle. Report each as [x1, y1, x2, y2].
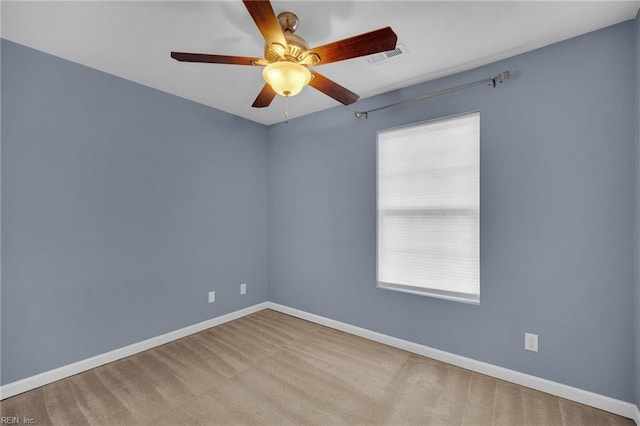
[366, 42, 408, 65]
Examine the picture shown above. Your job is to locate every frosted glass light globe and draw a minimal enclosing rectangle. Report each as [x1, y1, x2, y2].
[263, 61, 311, 97]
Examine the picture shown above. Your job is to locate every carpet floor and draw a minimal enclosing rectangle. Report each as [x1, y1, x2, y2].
[0, 309, 634, 425]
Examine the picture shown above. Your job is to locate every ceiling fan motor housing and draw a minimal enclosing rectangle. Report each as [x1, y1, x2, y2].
[265, 12, 311, 63]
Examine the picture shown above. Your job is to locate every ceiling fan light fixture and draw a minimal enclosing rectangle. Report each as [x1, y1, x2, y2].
[172, 1, 397, 108]
[262, 61, 311, 97]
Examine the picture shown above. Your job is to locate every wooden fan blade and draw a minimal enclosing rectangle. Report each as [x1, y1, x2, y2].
[242, 0, 287, 47]
[252, 84, 277, 108]
[171, 52, 262, 66]
[309, 27, 397, 65]
[308, 71, 359, 105]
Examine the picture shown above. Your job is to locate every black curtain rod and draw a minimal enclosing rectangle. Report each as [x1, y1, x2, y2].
[354, 71, 511, 119]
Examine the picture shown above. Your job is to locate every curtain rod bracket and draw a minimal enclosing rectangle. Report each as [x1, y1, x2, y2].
[492, 71, 510, 88]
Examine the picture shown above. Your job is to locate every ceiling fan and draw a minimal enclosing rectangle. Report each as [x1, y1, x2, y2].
[171, 0, 397, 108]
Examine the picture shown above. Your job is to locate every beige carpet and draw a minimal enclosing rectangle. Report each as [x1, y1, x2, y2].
[0, 309, 633, 425]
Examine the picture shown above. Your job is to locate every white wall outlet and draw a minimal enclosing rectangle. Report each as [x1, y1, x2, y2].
[525, 333, 538, 352]
[208, 291, 215, 303]
[240, 283, 247, 295]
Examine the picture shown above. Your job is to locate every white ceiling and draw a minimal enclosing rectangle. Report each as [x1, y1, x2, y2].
[2, 1, 639, 125]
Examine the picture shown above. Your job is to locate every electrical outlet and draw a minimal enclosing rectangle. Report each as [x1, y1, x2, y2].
[208, 291, 215, 303]
[525, 333, 538, 352]
[240, 283, 247, 295]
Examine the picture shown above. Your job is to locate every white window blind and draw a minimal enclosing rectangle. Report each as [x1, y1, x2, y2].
[377, 112, 480, 304]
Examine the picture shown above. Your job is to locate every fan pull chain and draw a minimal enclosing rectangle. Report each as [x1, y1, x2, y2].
[284, 95, 290, 123]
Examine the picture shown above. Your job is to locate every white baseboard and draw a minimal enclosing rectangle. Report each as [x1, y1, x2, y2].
[2, 300, 638, 424]
[0, 302, 270, 400]
[266, 302, 640, 423]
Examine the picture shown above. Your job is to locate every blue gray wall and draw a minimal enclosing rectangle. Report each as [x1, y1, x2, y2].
[268, 21, 637, 402]
[1, 39, 269, 385]
[634, 9, 640, 410]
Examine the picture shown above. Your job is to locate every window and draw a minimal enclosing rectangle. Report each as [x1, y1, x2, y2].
[377, 112, 480, 304]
